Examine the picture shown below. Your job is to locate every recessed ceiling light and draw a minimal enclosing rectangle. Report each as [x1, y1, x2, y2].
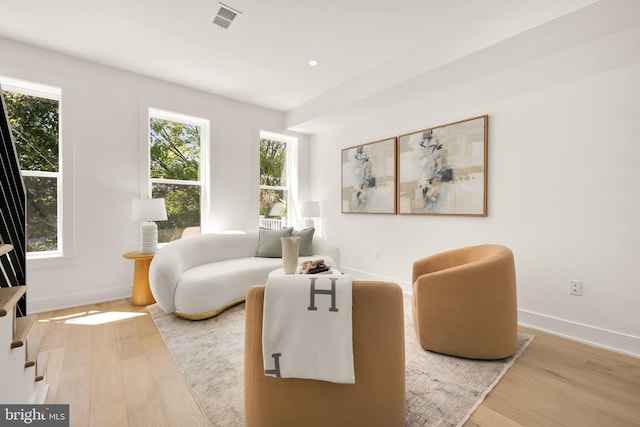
[308, 59, 319, 67]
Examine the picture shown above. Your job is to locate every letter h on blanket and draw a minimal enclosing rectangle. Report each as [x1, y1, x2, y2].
[308, 277, 339, 312]
[262, 274, 354, 384]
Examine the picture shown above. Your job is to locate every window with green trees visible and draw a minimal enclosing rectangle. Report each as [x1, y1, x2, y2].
[149, 109, 207, 243]
[259, 137, 287, 229]
[2, 82, 61, 253]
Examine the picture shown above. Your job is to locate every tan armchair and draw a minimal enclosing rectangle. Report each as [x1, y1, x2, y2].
[412, 244, 517, 360]
[244, 281, 405, 427]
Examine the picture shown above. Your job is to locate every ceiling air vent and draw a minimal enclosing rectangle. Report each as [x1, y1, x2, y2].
[211, 3, 242, 29]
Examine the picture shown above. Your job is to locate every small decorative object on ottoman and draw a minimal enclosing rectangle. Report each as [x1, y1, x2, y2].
[299, 259, 332, 274]
[281, 236, 301, 274]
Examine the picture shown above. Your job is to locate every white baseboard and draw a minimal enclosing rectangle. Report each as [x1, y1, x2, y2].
[518, 309, 640, 359]
[342, 265, 640, 359]
[27, 286, 132, 315]
[30, 382, 49, 404]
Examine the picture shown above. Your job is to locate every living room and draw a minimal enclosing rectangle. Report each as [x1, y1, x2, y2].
[1, 0, 639, 425]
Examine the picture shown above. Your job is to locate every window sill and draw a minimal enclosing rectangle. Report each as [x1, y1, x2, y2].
[26, 252, 74, 269]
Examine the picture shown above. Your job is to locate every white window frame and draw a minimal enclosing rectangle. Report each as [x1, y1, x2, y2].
[147, 107, 210, 239]
[259, 130, 299, 229]
[0, 76, 65, 260]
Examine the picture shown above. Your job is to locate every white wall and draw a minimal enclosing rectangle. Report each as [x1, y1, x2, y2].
[0, 37, 297, 313]
[309, 24, 640, 357]
[1, 18, 637, 357]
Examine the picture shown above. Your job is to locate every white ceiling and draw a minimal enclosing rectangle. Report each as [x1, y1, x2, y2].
[1, 0, 638, 133]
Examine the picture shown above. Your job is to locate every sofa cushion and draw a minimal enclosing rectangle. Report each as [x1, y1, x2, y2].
[293, 228, 315, 256]
[179, 255, 338, 289]
[256, 227, 293, 258]
[174, 254, 338, 316]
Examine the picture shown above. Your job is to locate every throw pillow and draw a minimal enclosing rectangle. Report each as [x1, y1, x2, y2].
[293, 228, 315, 256]
[255, 227, 293, 258]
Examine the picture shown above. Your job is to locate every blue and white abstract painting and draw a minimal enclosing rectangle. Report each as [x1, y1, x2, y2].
[398, 116, 487, 216]
[341, 137, 396, 214]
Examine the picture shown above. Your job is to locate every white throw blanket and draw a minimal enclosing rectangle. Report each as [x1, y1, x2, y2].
[262, 273, 354, 384]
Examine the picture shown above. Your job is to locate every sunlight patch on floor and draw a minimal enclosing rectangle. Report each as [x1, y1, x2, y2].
[63, 311, 147, 325]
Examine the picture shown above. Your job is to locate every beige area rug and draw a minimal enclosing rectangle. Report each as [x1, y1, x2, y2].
[148, 299, 533, 427]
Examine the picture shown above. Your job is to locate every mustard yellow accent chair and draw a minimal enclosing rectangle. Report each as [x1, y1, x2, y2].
[244, 281, 406, 427]
[412, 244, 518, 360]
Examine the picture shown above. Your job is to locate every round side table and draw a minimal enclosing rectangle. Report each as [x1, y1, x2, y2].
[123, 251, 156, 306]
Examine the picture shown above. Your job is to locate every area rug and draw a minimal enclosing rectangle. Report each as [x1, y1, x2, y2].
[148, 299, 533, 427]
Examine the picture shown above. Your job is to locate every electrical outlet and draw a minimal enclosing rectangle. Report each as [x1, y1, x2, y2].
[374, 250, 381, 260]
[570, 280, 583, 296]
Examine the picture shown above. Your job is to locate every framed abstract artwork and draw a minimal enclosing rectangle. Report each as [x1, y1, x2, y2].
[397, 115, 488, 216]
[341, 137, 397, 214]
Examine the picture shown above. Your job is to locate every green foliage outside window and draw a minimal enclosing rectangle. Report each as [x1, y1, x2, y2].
[150, 118, 199, 181]
[3, 91, 59, 252]
[260, 138, 287, 218]
[149, 118, 201, 242]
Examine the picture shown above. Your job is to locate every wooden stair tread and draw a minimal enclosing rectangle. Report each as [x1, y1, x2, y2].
[35, 352, 51, 382]
[0, 243, 14, 257]
[25, 333, 45, 368]
[0, 285, 26, 317]
[11, 314, 36, 349]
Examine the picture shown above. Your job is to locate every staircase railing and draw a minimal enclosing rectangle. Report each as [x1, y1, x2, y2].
[0, 83, 27, 316]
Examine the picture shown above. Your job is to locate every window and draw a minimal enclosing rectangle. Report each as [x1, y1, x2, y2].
[259, 132, 294, 230]
[1, 78, 61, 255]
[148, 108, 208, 243]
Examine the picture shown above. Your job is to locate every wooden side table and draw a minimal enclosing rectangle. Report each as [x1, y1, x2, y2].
[123, 251, 156, 306]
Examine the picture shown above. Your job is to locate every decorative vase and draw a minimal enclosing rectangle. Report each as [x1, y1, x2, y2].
[281, 236, 301, 274]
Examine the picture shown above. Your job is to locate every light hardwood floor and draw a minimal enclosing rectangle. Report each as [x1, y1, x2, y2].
[32, 299, 640, 427]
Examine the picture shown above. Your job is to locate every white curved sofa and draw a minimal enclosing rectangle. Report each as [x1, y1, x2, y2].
[149, 230, 341, 320]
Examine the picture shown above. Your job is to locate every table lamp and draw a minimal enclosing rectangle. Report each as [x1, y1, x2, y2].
[131, 198, 167, 253]
[300, 200, 320, 229]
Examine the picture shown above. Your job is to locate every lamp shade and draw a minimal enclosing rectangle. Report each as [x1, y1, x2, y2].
[300, 200, 320, 218]
[131, 198, 167, 222]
